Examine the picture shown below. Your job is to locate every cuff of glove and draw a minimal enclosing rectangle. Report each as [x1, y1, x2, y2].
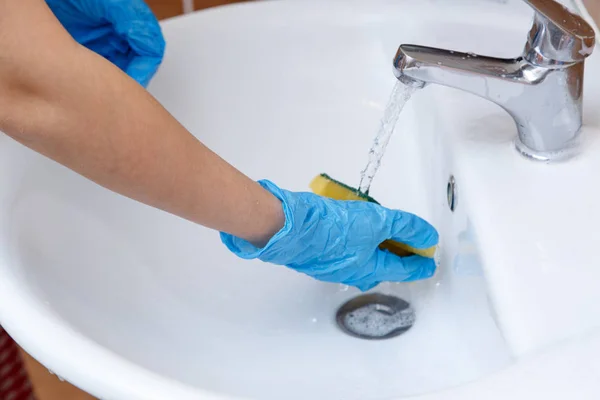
[219, 180, 294, 261]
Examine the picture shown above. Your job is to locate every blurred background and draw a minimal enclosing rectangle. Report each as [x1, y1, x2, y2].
[146, 0, 249, 19]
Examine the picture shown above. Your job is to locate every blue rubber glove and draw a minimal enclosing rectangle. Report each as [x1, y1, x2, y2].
[221, 180, 439, 291]
[46, 0, 165, 87]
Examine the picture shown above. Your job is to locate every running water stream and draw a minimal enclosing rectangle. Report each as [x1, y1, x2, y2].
[358, 82, 418, 194]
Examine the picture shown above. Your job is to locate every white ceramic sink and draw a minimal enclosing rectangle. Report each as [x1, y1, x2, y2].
[2, 0, 600, 399]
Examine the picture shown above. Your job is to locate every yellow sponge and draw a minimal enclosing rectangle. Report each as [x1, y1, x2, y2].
[309, 173, 436, 259]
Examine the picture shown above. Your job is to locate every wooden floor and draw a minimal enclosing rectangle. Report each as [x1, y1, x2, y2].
[20, 350, 96, 400]
[21, 0, 600, 398]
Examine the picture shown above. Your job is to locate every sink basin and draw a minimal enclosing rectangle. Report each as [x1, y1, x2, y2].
[1, 0, 600, 399]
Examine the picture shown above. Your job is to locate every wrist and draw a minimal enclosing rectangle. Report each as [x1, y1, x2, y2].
[241, 180, 286, 248]
[220, 180, 294, 258]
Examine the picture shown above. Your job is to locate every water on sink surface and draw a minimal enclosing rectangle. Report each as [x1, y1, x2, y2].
[358, 81, 418, 194]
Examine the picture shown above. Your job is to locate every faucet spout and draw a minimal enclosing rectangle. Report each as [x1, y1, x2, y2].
[391, 0, 595, 162]
[394, 45, 546, 95]
[394, 44, 583, 160]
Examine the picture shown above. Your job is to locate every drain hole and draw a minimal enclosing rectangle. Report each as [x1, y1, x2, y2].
[335, 293, 415, 340]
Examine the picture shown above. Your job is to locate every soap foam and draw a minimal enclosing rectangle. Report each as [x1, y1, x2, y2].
[343, 304, 415, 338]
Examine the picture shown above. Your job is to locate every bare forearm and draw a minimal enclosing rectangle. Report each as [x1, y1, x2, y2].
[0, 0, 283, 246]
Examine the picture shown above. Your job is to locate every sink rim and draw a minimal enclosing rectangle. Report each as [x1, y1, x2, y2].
[1, 0, 599, 399]
[0, 274, 229, 400]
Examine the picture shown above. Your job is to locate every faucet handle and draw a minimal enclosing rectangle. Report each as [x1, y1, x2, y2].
[523, 0, 595, 65]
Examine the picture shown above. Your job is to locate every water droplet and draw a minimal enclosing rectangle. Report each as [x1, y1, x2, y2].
[339, 284, 350, 292]
[466, 52, 478, 57]
[437, 61, 442, 65]
[501, 74, 506, 78]
[311, 318, 318, 323]
[461, 57, 466, 60]
[449, 50, 455, 54]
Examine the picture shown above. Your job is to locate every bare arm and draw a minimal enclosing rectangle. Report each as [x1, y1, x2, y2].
[0, 0, 284, 246]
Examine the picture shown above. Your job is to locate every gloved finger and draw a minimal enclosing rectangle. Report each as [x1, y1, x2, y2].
[87, 33, 129, 56]
[70, 25, 114, 46]
[107, 51, 132, 73]
[83, 36, 131, 71]
[125, 55, 163, 88]
[379, 251, 437, 282]
[103, 0, 166, 60]
[304, 258, 371, 286]
[355, 280, 380, 292]
[388, 210, 439, 249]
[328, 251, 400, 291]
[76, 0, 166, 86]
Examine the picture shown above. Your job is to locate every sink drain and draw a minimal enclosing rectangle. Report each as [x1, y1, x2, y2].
[335, 293, 415, 340]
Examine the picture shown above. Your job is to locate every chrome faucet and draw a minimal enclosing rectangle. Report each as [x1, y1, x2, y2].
[393, 0, 596, 161]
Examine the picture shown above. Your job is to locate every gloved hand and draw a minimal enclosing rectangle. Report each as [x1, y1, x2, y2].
[221, 180, 439, 291]
[46, 0, 165, 87]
